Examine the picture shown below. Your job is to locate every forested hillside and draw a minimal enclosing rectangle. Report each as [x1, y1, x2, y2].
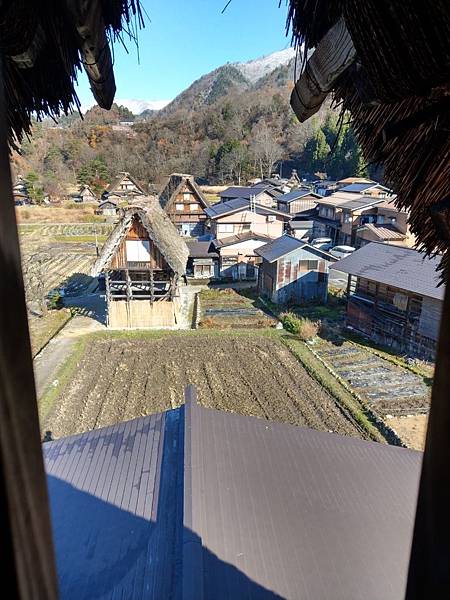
[11, 52, 369, 199]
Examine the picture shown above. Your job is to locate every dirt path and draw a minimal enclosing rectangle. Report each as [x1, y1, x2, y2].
[42, 334, 369, 441]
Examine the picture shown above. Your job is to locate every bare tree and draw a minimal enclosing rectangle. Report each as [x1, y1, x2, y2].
[250, 122, 283, 178]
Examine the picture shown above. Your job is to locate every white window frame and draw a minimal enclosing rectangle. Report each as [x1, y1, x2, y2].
[126, 240, 150, 262]
[190, 203, 198, 212]
[218, 223, 234, 233]
[183, 192, 191, 201]
[175, 203, 184, 211]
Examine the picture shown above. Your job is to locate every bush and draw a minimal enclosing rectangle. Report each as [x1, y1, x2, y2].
[281, 312, 320, 341]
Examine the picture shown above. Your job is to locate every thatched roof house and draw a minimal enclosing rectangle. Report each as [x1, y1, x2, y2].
[104, 171, 146, 200]
[158, 173, 210, 237]
[92, 202, 189, 278]
[288, 0, 450, 277]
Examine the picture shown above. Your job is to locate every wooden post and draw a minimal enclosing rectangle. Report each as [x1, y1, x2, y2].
[0, 57, 58, 599]
[149, 263, 155, 304]
[406, 277, 450, 598]
[125, 269, 132, 328]
[105, 271, 110, 327]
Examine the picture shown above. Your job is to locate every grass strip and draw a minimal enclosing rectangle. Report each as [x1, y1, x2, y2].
[281, 336, 392, 444]
[38, 336, 88, 423]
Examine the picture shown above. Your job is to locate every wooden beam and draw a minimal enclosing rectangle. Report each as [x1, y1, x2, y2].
[0, 56, 58, 599]
[291, 16, 356, 122]
[405, 277, 450, 598]
[64, 0, 115, 109]
[150, 264, 154, 305]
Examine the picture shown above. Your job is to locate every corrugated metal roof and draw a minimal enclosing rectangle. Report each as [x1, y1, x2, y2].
[359, 223, 406, 240]
[277, 189, 320, 203]
[288, 220, 314, 229]
[213, 231, 272, 249]
[45, 397, 421, 600]
[45, 410, 183, 600]
[340, 182, 389, 193]
[255, 234, 305, 262]
[219, 186, 271, 199]
[205, 198, 290, 220]
[332, 242, 444, 299]
[187, 241, 219, 258]
[339, 197, 386, 211]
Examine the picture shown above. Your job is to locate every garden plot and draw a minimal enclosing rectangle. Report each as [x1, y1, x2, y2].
[316, 342, 430, 416]
[41, 333, 368, 440]
[19, 222, 114, 239]
[199, 288, 276, 328]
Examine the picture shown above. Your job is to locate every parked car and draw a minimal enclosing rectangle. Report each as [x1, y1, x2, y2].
[311, 237, 333, 251]
[329, 245, 356, 259]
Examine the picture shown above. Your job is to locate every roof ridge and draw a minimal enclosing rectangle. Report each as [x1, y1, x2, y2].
[182, 386, 205, 600]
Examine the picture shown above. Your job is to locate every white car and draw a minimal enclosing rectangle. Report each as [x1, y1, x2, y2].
[329, 245, 356, 259]
[311, 237, 333, 251]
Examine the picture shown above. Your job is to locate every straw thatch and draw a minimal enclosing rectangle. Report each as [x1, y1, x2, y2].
[1, 0, 143, 149]
[288, 0, 450, 276]
[92, 199, 189, 277]
[158, 174, 210, 210]
[105, 171, 146, 196]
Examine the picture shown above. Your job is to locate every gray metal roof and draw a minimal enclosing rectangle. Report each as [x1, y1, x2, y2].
[186, 241, 219, 258]
[45, 396, 421, 600]
[255, 234, 333, 263]
[277, 189, 320, 203]
[332, 242, 444, 299]
[219, 186, 271, 199]
[205, 197, 290, 220]
[339, 182, 384, 193]
[288, 219, 314, 229]
[338, 196, 386, 211]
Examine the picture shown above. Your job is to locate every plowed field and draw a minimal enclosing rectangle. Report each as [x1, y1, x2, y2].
[42, 333, 370, 441]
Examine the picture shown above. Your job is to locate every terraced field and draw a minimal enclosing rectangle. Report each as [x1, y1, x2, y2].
[19, 222, 114, 239]
[316, 341, 431, 416]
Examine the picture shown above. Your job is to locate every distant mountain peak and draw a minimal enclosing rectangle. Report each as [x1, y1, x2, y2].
[234, 48, 296, 84]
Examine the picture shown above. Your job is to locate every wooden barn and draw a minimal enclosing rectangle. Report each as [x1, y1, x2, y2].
[276, 189, 321, 215]
[71, 184, 97, 203]
[333, 243, 444, 359]
[158, 173, 210, 238]
[256, 235, 335, 304]
[95, 198, 118, 218]
[92, 203, 189, 328]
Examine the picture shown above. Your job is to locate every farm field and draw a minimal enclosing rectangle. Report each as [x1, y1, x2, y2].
[199, 288, 276, 328]
[19, 222, 110, 352]
[40, 331, 372, 441]
[315, 340, 431, 416]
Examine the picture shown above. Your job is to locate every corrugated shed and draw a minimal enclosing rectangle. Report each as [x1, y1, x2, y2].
[332, 242, 443, 300]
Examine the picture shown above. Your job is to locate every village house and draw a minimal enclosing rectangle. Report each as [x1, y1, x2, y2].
[92, 203, 189, 328]
[256, 235, 335, 304]
[286, 219, 315, 240]
[70, 183, 97, 203]
[338, 181, 392, 198]
[355, 200, 415, 248]
[219, 185, 277, 208]
[276, 189, 321, 215]
[333, 243, 443, 359]
[186, 240, 219, 279]
[212, 231, 272, 280]
[312, 192, 387, 244]
[95, 198, 119, 218]
[103, 171, 146, 203]
[158, 173, 210, 238]
[206, 197, 291, 240]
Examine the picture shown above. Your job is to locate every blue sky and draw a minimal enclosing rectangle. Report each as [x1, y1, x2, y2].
[77, 0, 292, 111]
